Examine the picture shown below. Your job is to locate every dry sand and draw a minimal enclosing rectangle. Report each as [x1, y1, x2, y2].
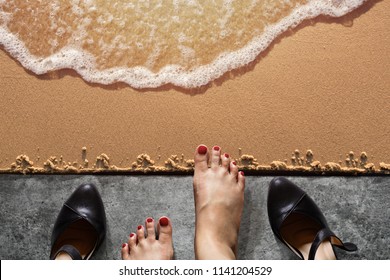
[0, 0, 389, 174]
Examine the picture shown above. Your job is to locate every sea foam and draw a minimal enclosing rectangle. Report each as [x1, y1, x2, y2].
[0, 0, 367, 89]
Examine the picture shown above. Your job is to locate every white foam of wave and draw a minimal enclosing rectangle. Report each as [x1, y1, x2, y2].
[0, 0, 367, 89]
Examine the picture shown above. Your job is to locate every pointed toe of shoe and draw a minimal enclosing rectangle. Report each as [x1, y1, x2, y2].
[50, 183, 106, 259]
[65, 183, 106, 228]
[268, 177, 305, 200]
[267, 177, 306, 233]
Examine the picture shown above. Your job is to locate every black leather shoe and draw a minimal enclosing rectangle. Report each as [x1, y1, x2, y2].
[50, 183, 106, 260]
[267, 177, 357, 260]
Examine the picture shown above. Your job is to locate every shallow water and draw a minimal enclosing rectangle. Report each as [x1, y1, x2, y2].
[0, 0, 366, 88]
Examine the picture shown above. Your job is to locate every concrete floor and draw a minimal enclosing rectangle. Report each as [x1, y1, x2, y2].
[0, 175, 388, 260]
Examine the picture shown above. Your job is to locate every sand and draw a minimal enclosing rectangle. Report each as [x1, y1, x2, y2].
[0, 0, 389, 174]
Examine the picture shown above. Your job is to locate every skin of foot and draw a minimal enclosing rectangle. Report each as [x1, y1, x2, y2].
[193, 145, 245, 260]
[121, 216, 174, 260]
[55, 252, 72, 260]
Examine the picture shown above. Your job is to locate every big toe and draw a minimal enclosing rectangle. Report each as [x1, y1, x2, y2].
[157, 216, 174, 259]
[194, 144, 209, 172]
[157, 216, 173, 244]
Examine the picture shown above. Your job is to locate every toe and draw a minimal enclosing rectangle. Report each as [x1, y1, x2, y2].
[221, 153, 230, 170]
[145, 217, 156, 239]
[157, 216, 173, 245]
[230, 160, 238, 178]
[210, 146, 221, 169]
[137, 225, 145, 241]
[121, 243, 130, 260]
[238, 171, 245, 190]
[128, 232, 137, 251]
[194, 144, 209, 172]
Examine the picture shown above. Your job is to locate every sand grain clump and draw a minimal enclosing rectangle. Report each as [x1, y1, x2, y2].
[0, 149, 388, 175]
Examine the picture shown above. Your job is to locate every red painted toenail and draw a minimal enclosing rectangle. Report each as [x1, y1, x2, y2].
[213, 146, 220, 151]
[130, 233, 135, 238]
[198, 145, 207, 155]
[137, 225, 142, 230]
[240, 171, 245, 176]
[159, 217, 169, 227]
[147, 218, 153, 223]
[224, 153, 229, 158]
[232, 162, 237, 165]
[122, 243, 127, 248]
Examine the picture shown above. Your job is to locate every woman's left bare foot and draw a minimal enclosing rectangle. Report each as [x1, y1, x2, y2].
[121, 216, 174, 260]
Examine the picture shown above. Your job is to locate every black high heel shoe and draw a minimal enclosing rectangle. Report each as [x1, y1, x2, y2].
[267, 177, 357, 260]
[50, 183, 106, 260]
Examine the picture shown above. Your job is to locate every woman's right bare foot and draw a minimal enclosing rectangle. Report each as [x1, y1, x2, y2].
[193, 145, 245, 260]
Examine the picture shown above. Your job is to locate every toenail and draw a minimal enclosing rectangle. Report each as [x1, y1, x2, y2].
[137, 225, 143, 230]
[213, 146, 220, 151]
[224, 153, 229, 158]
[240, 171, 245, 176]
[159, 217, 169, 227]
[232, 161, 237, 165]
[198, 145, 207, 155]
[130, 233, 135, 238]
[147, 218, 153, 223]
[122, 243, 127, 248]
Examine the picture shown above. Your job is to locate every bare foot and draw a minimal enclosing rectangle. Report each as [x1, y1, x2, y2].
[193, 145, 245, 260]
[121, 216, 174, 260]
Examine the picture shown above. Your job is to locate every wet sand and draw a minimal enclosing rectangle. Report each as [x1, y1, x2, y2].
[0, 0, 389, 174]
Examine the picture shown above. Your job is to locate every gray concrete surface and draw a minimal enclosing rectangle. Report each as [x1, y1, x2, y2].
[0, 175, 388, 260]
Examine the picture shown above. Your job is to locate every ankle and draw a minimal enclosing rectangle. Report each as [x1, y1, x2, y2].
[195, 240, 236, 260]
[195, 234, 237, 260]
